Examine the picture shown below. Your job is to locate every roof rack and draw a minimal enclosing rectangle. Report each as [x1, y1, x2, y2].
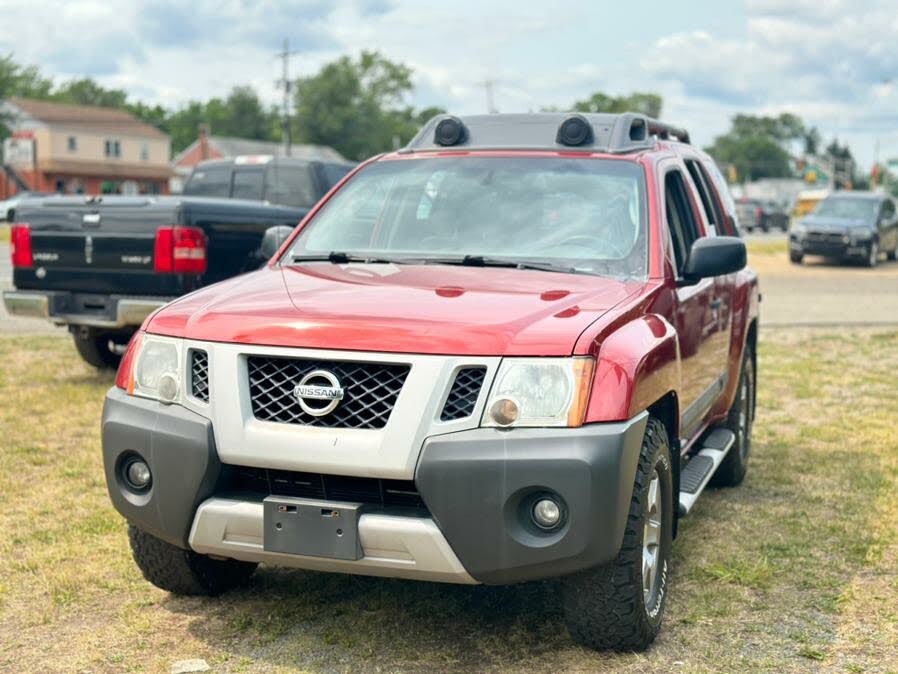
[402, 112, 691, 155]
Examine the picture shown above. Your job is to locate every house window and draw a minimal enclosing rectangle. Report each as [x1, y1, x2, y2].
[67, 136, 77, 152]
[104, 139, 121, 158]
[140, 143, 149, 161]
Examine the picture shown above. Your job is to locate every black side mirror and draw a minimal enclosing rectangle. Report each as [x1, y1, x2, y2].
[260, 225, 296, 260]
[679, 236, 746, 286]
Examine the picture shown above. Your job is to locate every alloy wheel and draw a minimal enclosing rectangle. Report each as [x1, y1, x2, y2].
[642, 470, 663, 609]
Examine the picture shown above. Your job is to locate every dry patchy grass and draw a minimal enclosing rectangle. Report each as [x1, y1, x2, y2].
[0, 331, 897, 673]
[0, 223, 9, 245]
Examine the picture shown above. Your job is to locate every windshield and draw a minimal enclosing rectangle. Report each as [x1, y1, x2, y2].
[286, 156, 648, 278]
[813, 197, 878, 221]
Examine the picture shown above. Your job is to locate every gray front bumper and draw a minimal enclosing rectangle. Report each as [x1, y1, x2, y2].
[103, 385, 650, 585]
[3, 290, 169, 328]
[102, 387, 221, 547]
[415, 413, 649, 584]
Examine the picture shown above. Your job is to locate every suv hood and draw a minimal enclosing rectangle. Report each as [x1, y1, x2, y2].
[801, 214, 870, 231]
[148, 263, 643, 356]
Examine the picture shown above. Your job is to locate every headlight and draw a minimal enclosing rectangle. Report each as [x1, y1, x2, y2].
[481, 357, 594, 428]
[790, 222, 807, 236]
[850, 226, 872, 240]
[130, 335, 183, 404]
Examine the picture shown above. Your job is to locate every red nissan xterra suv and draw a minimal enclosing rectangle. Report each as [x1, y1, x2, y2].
[103, 113, 758, 651]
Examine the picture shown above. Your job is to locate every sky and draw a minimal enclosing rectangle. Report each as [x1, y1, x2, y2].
[2, 0, 898, 168]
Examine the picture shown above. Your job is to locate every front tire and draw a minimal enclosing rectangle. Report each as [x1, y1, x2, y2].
[866, 241, 879, 268]
[128, 525, 257, 595]
[561, 417, 673, 651]
[789, 250, 803, 264]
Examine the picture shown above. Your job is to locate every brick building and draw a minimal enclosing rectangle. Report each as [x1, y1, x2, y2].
[1, 98, 173, 198]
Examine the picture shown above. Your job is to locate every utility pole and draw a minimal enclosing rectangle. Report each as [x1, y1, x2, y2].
[482, 79, 498, 114]
[275, 38, 300, 156]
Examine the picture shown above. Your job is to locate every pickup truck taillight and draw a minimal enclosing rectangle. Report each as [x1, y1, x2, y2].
[755, 207, 763, 225]
[10, 223, 33, 268]
[154, 225, 207, 274]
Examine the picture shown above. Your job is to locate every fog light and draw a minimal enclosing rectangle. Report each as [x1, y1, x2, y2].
[489, 398, 519, 426]
[126, 460, 151, 489]
[532, 497, 562, 530]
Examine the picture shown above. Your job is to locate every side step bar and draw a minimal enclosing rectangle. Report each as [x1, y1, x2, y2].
[678, 428, 736, 516]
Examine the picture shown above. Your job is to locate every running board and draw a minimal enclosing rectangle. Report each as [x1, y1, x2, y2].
[678, 428, 736, 516]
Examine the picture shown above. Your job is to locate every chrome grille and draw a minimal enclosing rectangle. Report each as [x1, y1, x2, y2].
[190, 349, 209, 402]
[247, 356, 410, 429]
[440, 367, 486, 421]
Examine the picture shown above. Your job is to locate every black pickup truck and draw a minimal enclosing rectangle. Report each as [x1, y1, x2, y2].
[4, 157, 353, 367]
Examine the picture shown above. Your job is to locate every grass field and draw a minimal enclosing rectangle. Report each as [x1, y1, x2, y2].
[1, 331, 897, 673]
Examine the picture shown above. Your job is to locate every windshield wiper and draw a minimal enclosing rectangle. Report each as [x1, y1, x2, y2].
[291, 251, 405, 265]
[434, 255, 579, 274]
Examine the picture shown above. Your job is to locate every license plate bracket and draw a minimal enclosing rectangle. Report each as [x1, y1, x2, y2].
[263, 496, 363, 560]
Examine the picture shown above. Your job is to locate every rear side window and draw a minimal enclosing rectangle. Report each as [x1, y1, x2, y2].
[685, 159, 724, 235]
[665, 169, 700, 275]
[232, 169, 265, 201]
[264, 165, 317, 208]
[183, 166, 232, 197]
[701, 158, 739, 236]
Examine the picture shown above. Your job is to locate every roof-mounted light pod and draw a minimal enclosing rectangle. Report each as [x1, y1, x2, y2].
[434, 116, 467, 147]
[556, 114, 594, 147]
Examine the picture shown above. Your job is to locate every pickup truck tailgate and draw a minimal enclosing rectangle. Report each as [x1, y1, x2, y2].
[13, 197, 186, 295]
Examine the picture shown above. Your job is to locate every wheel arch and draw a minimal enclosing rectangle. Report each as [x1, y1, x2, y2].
[646, 391, 680, 538]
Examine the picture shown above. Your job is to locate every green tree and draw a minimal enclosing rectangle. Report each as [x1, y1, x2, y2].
[0, 54, 54, 135]
[705, 113, 807, 181]
[292, 51, 443, 161]
[571, 91, 662, 119]
[51, 78, 128, 107]
[164, 87, 280, 153]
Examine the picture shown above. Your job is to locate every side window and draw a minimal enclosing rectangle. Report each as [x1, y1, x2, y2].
[232, 169, 265, 201]
[665, 170, 700, 276]
[321, 163, 352, 190]
[264, 166, 317, 208]
[685, 159, 724, 234]
[701, 158, 739, 236]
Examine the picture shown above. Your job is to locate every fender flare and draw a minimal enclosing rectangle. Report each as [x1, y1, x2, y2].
[584, 313, 680, 428]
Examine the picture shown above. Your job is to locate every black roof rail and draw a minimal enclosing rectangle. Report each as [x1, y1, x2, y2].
[402, 112, 690, 154]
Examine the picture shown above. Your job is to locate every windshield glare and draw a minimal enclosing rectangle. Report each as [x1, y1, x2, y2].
[813, 197, 878, 221]
[286, 156, 648, 278]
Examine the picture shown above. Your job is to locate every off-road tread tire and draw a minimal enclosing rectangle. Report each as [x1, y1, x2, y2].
[72, 332, 121, 369]
[789, 251, 803, 264]
[561, 417, 673, 652]
[128, 525, 257, 596]
[713, 346, 755, 487]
